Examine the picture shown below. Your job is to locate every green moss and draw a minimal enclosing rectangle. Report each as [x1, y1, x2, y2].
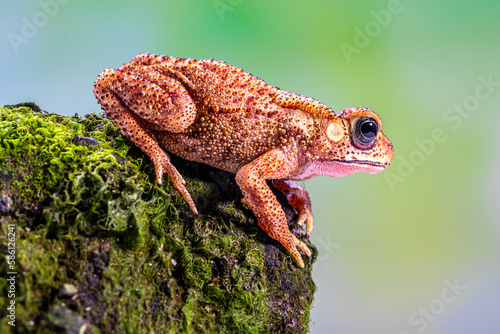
[0, 103, 317, 333]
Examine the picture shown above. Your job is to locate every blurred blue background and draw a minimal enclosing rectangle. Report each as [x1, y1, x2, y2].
[2, 1, 499, 333]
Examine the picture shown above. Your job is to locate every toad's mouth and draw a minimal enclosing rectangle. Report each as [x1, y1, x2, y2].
[342, 159, 391, 168]
[333, 159, 390, 175]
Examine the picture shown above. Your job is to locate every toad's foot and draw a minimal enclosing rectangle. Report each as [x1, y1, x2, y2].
[287, 234, 312, 268]
[154, 149, 198, 216]
[272, 180, 313, 236]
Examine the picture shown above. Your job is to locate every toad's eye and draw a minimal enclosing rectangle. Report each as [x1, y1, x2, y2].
[352, 116, 378, 149]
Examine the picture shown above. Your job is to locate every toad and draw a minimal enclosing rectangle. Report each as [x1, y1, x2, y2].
[94, 53, 393, 268]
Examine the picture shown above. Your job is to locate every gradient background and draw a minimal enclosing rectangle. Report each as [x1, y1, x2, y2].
[2, 1, 499, 333]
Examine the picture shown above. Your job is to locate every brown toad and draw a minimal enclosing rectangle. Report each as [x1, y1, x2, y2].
[94, 53, 393, 268]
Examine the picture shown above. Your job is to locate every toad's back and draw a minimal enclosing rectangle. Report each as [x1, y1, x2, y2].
[119, 53, 287, 119]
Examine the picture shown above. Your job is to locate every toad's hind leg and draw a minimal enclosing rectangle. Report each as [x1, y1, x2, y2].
[94, 69, 198, 215]
[95, 68, 196, 133]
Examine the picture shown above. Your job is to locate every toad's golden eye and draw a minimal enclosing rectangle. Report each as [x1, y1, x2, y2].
[352, 116, 378, 149]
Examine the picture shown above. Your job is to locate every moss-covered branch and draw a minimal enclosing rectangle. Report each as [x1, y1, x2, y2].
[0, 103, 317, 333]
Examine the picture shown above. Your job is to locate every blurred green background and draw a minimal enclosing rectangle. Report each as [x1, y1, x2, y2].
[2, 1, 499, 333]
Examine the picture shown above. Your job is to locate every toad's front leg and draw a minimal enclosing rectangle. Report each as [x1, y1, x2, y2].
[94, 68, 198, 214]
[235, 149, 312, 268]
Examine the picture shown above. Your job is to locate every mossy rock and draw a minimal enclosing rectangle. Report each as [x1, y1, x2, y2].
[0, 103, 317, 333]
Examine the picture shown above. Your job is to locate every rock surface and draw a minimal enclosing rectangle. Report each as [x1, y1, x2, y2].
[0, 103, 317, 333]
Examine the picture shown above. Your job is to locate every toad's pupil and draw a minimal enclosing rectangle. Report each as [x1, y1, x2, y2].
[360, 121, 377, 140]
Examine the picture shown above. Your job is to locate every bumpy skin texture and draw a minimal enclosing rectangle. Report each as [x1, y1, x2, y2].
[94, 53, 394, 268]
